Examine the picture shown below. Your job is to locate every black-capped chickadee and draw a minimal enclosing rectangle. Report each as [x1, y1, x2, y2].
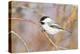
[40, 16, 71, 35]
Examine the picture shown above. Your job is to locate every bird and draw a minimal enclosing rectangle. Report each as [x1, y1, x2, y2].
[40, 16, 70, 35]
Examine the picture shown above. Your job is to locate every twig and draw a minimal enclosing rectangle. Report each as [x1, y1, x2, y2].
[63, 7, 77, 29]
[9, 18, 38, 25]
[10, 31, 29, 52]
[43, 32, 58, 49]
[41, 31, 68, 50]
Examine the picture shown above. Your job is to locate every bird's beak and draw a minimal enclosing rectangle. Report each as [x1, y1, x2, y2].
[40, 21, 44, 24]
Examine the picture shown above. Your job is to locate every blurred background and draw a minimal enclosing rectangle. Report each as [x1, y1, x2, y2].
[9, 1, 78, 53]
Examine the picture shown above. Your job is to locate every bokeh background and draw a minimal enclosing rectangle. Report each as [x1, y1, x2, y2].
[9, 1, 78, 53]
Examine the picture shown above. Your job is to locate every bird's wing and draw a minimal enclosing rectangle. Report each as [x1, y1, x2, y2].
[49, 23, 64, 30]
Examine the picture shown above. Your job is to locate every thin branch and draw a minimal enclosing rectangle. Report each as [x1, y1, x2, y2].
[43, 32, 58, 49]
[41, 30, 68, 50]
[9, 18, 38, 25]
[63, 7, 77, 29]
[10, 31, 29, 52]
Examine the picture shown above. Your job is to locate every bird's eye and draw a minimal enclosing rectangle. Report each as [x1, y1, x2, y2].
[40, 22, 45, 24]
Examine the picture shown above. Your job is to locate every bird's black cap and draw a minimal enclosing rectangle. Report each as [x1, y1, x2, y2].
[40, 16, 49, 22]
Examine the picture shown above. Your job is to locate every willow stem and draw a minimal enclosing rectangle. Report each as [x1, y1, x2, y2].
[42, 31, 68, 50]
[10, 31, 29, 52]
